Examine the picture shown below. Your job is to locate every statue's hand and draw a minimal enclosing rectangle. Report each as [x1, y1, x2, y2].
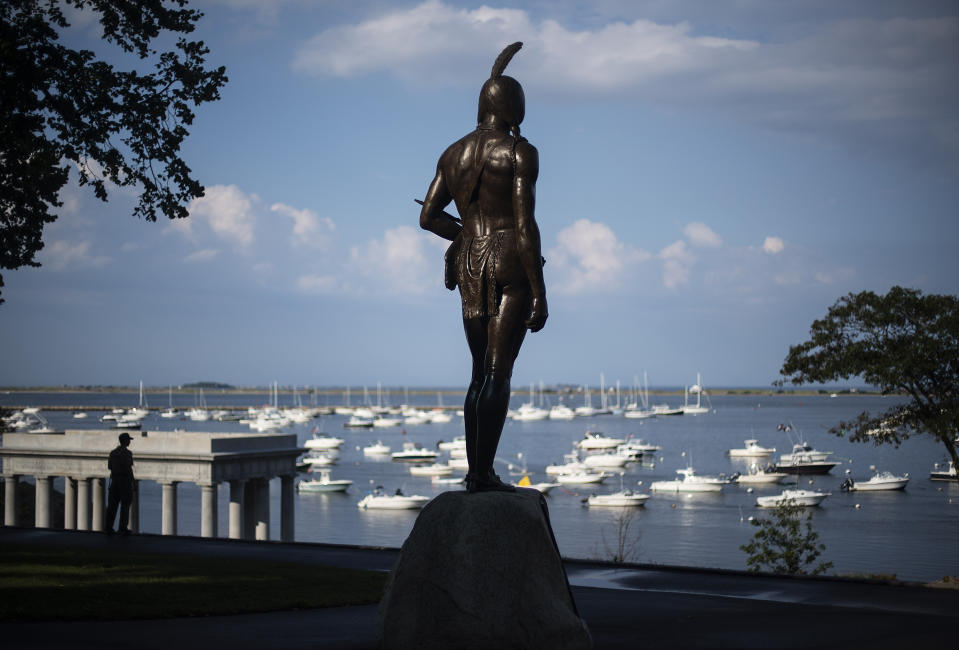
[526, 295, 548, 332]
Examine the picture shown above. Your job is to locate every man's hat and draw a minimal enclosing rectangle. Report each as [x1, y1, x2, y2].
[118, 432, 133, 442]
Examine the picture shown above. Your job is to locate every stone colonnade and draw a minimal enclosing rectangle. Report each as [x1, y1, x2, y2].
[1, 430, 302, 541]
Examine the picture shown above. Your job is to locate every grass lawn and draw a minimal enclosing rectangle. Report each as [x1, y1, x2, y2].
[0, 543, 388, 621]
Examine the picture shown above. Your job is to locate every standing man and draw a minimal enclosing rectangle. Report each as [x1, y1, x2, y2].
[106, 432, 135, 535]
[419, 42, 548, 493]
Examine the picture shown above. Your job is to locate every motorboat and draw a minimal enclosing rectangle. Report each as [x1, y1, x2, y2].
[587, 490, 650, 507]
[512, 402, 549, 421]
[304, 433, 345, 450]
[650, 403, 684, 416]
[515, 475, 560, 494]
[772, 455, 838, 475]
[409, 463, 454, 477]
[840, 470, 909, 492]
[159, 408, 178, 419]
[778, 443, 833, 464]
[556, 471, 607, 485]
[437, 436, 466, 452]
[650, 467, 727, 493]
[431, 476, 465, 486]
[735, 464, 788, 485]
[582, 452, 630, 469]
[403, 411, 432, 425]
[930, 460, 957, 481]
[297, 469, 352, 493]
[362, 441, 391, 455]
[343, 415, 374, 429]
[428, 409, 452, 424]
[448, 457, 469, 470]
[548, 404, 576, 420]
[72, 411, 88, 419]
[728, 439, 776, 458]
[357, 488, 430, 510]
[302, 452, 337, 466]
[756, 488, 830, 508]
[546, 449, 590, 475]
[577, 431, 626, 450]
[372, 415, 402, 428]
[618, 439, 660, 454]
[391, 442, 439, 462]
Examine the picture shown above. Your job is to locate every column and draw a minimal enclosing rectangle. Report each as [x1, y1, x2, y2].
[64, 478, 77, 530]
[92, 478, 105, 531]
[229, 479, 245, 540]
[161, 482, 178, 536]
[243, 481, 256, 540]
[35, 476, 51, 528]
[255, 478, 270, 541]
[200, 483, 218, 538]
[4, 476, 18, 527]
[129, 480, 140, 534]
[77, 478, 90, 531]
[280, 474, 295, 542]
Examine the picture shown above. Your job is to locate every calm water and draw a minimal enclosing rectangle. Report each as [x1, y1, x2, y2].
[3, 390, 958, 582]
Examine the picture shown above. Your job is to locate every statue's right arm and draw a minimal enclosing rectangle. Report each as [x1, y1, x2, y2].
[420, 164, 461, 242]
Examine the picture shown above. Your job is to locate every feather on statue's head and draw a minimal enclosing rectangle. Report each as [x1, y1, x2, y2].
[477, 41, 525, 134]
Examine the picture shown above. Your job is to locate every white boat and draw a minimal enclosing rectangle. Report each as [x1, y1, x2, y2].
[363, 441, 391, 455]
[735, 464, 788, 485]
[302, 451, 337, 466]
[159, 408, 178, 419]
[429, 409, 452, 424]
[756, 488, 830, 508]
[72, 412, 88, 419]
[515, 475, 560, 494]
[391, 442, 439, 462]
[297, 469, 352, 493]
[728, 439, 776, 458]
[619, 439, 660, 454]
[304, 433, 345, 450]
[372, 415, 402, 428]
[650, 467, 727, 493]
[582, 452, 630, 469]
[403, 412, 432, 425]
[623, 407, 655, 419]
[650, 403, 684, 416]
[556, 471, 607, 485]
[577, 431, 626, 450]
[437, 436, 466, 452]
[357, 488, 430, 510]
[930, 460, 957, 481]
[343, 415, 374, 429]
[574, 384, 599, 417]
[409, 463, 454, 477]
[545, 448, 590, 475]
[548, 403, 576, 420]
[773, 455, 839, 475]
[681, 374, 710, 415]
[840, 470, 909, 492]
[587, 490, 650, 507]
[779, 443, 833, 464]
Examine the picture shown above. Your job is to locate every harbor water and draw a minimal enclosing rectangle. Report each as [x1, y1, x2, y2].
[3, 390, 957, 582]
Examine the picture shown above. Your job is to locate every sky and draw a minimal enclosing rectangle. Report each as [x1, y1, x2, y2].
[2, 0, 958, 390]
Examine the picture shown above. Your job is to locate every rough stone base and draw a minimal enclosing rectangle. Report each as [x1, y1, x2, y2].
[376, 488, 592, 650]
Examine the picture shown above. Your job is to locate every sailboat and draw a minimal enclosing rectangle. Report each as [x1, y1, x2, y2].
[682, 373, 710, 415]
[624, 372, 655, 419]
[512, 383, 548, 421]
[160, 386, 178, 418]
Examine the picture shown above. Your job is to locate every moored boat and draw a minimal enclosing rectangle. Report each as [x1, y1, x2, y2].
[840, 470, 909, 492]
[297, 469, 352, 493]
[586, 490, 650, 507]
[357, 488, 430, 510]
[756, 488, 830, 508]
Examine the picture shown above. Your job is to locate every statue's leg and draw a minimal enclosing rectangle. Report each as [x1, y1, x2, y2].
[474, 287, 529, 484]
[462, 317, 489, 487]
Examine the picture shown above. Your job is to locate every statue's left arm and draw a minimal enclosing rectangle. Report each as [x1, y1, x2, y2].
[514, 141, 548, 332]
[420, 164, 461, 242]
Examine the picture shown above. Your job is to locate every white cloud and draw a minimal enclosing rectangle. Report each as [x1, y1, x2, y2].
[297, 273, 339, 294]
[349, 225, 437, 295]
[659, 240, 695, 290]
[763, 236, 785, 254]
[548, 219, 650, 294]
[270, 203, 335, 249]
[684, 222, 722, 248]
[43, 240, 111, 271]
[186, 184, 256, 248]
[184, 248, 219, 263]
[292, 2, 959, 171]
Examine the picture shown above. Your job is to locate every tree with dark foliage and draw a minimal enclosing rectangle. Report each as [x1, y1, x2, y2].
[780, 286, 959, 470]
[0, 0, 227, 303]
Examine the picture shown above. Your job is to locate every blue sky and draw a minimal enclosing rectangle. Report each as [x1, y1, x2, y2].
[2, 0, 957, 390]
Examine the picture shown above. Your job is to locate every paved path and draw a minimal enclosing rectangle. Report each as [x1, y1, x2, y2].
[3, 528, 958, 649]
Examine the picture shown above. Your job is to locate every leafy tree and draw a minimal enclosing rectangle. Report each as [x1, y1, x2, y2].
[740, 500, 832, 576]
[0, 0, 228, 303]
[780, 286, 959, 470]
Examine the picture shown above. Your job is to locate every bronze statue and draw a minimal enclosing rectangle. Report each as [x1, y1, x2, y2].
[419, 42, 548, 493]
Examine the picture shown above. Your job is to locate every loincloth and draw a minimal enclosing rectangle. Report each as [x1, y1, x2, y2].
[455, 230, 512, 319]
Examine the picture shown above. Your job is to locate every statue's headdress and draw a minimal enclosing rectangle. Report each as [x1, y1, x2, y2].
[477, 42, 525, 136]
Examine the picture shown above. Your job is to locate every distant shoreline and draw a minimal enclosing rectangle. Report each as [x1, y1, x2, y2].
[0, 386, 887, 397]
